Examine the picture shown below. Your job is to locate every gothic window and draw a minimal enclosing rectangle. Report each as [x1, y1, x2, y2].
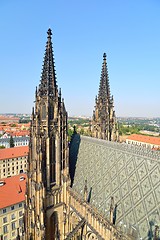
[42, 105, 46, 120]
[49, 104, 54, 120]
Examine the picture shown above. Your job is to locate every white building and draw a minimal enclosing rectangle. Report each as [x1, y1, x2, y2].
[0, 136, 29, 148]
[0, 146, 28, 179]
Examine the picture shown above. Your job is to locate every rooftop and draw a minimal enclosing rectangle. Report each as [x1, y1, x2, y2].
[126, 134, 160, 146]
[0, 146, 29, 160]
[0, 174, 26, 208]
[70, 134, 160, 239]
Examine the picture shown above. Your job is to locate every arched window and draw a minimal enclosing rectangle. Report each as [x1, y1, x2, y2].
[42, 105, 46, 120]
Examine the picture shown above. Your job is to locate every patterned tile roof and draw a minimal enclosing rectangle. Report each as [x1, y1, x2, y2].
[70, 134, 160, 239]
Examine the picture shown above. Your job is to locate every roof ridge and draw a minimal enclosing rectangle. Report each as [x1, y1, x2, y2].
[81, 135, 160, 160]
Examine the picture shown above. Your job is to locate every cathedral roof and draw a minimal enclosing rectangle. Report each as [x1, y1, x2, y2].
[70, 134, 160, 239]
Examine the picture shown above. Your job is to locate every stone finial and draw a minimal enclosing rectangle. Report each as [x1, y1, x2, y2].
[103, 53, 107, 61]
[110, 196, 114, 223]
[47, 28, 52, 38]
[84, 179, 88, 201]
[59, 88, 61, 97]
[73, 125, 77, 134]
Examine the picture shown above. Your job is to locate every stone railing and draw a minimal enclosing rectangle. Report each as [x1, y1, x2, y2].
[67, 187, 134, 240]
[65, 218, 86, 239]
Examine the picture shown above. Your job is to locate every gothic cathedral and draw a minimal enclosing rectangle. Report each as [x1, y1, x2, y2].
[25, 29, 134, 240]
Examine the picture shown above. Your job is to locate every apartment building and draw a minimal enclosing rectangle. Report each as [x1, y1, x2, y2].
[0, 174, 26, 240]
[0, 146, 28, 178]
[126, 134, 160, 150]
[0, 136, 29, 148]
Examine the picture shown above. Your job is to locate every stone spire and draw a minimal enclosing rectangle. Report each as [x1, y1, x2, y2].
[98, 53, 111, 103]
[25, 29, 69, 240]
[38, 28, 57, 97]
[91, 53, 119, 141]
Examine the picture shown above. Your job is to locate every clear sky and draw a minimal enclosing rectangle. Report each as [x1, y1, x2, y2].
[0, 0, 160, 117]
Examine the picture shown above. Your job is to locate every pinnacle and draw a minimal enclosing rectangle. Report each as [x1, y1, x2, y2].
[103, 53, 106, 61]
[38, 28, 57, 97]
[47, 28, 52, 38]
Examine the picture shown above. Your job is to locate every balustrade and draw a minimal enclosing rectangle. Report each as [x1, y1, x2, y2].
[67, 187, 133, 240]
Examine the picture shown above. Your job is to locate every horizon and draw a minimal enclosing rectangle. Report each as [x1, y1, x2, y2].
[1, 113, 160, 119]
[0, 1, 160, 117]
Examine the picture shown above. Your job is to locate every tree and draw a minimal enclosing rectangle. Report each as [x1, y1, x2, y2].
[11, 124, 17, 127]
[68, 128, 74, 142]
[0, 145, 5, 149]
[10, 136, 15, 148]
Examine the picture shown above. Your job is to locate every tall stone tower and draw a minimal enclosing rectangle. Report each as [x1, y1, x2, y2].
[25, 29, 69, 240]
[91, 53, 119, 141]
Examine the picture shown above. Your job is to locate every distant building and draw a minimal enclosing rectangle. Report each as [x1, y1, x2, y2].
[0, 174, 26, 240]
[0, 146, 28, 178]
[126, 134, 160, 149]
[0, 138, 10, 148]
[0, 126, 5, 135]
[1, 130, 30, 139]
[0, 136, 29, 148]
[0, 116, 19, 123]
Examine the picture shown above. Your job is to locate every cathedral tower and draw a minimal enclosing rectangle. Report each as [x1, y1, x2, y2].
[25, 29, 69, 240]
[91, 53, 119, 141]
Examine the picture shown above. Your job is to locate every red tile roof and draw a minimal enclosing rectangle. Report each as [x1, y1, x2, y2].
[11, 130, 30, 137]
[0, 146, 29, 161]
[0, 116, 19, 120]
[127, 134, 160, 146]
[0, 174, 26, 208]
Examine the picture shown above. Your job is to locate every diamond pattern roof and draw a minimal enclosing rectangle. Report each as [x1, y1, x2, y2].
[70, 134, 160, 239]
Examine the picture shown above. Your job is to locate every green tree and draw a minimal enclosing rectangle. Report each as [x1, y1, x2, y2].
[10, 136, 15, 148]
[68, 128, 74, 142]
[80, 128, 84, 135]
[11, 124, 17, 127]
[0, 145, 5, 149]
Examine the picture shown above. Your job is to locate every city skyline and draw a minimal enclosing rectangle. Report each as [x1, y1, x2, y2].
[0, 1, 160, 117]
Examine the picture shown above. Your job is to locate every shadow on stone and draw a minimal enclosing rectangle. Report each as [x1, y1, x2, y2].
[69, 133, 81, 187]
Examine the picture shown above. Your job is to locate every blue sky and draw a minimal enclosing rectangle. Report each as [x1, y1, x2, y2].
[0, 0, 160, 117]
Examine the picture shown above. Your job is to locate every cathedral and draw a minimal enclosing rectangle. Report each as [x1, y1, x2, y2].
[25, 29, 160, 240]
